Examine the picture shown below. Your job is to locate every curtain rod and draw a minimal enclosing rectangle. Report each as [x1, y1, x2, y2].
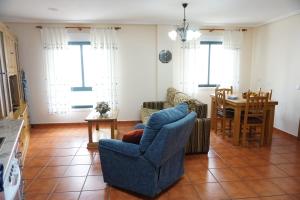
[199, 28, 247, 32]
[35, 25, 121, 30]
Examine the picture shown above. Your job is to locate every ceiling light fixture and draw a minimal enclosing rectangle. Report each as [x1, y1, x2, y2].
[168, 3, 201, 42]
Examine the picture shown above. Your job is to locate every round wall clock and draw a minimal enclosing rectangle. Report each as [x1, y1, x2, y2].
[159, 50, 172, 63]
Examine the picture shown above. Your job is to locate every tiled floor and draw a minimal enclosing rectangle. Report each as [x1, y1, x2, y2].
[23, 124, 300, 200]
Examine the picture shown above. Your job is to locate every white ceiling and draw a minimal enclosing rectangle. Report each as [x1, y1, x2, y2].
[0, 0, 300, 26]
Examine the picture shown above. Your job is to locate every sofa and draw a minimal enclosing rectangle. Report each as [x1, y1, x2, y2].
[99, 103, 197, 197]
[141, 87, 210, 153]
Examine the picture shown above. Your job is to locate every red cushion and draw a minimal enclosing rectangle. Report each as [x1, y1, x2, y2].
[122, 129, 144, 144]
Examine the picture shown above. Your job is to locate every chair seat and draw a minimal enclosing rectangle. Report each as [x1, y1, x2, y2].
[241, 116, 263, 124]
[217, 108, 234, 118]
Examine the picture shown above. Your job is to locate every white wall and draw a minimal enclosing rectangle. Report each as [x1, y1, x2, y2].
[156, 25, 176, 100]
[6, 23, 158, 123]
[250, 14, 300, 136]
[6, 23, 253, 124]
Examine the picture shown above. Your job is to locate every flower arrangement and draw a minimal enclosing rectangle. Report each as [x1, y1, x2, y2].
[95, 101, 111, 116]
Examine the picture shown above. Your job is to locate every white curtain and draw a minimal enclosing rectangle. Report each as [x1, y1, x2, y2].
[89, 28, 119, 109]
[41, 27, 71, 114]
[178, 39, 202, 96]
[222, 30, 243, 91]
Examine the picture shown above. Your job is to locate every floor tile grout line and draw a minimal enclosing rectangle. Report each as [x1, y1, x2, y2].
[23, 157, 52, 192]
[78, 168, 90, 200]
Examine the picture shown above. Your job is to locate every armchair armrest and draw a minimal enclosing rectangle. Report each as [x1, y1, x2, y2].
[187, 99, 207, 118]
[99, 139, 141, 158]
[142, 101, 165, 110]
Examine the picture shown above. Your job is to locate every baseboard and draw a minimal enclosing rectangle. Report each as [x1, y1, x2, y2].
[298, 119, 300, 140]
[31, 120, 141, 128]
[273, 127, 298, 139]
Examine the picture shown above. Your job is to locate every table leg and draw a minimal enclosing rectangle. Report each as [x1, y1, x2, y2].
[114, 119, 118, 130]
[88, 122, 93, 144]
[110, 121, 114, 139]
[211, 98, 216, 132]
[266, 108, 275, 145]
[233, 107, 241, 145]
[96, 122, 99, 130]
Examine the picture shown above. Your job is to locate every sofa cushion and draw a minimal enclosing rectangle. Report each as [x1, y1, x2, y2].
[163, 102, 173, 109]
[173, 92, 191, 106]
[139, 103, 189, 153]
[141, 108, 159, 124]
[166, 87, 178, 105]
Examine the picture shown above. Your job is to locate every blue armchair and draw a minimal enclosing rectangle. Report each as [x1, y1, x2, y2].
[99, 103, 196, 197]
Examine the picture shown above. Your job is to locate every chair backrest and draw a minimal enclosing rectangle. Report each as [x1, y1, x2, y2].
[258, 88, 272, 100]
[143, 112, 196, 167]
[243, 92, 269, 125]
[215, 88, 226, 112]
[216, 86, 233, 94]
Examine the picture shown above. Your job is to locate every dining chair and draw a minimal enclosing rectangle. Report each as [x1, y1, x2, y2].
[215, 87, 234, 137]
[259, 88, 272, 100]
[241, 92, 269, 146]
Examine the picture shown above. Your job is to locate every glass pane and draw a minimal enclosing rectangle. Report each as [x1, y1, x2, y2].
[198, 44, 209, 84]
[68, 45, 82, 87]
[70, 91, 96, 108]
[210, 45, 235, 86]
[82, 45, 99, 87]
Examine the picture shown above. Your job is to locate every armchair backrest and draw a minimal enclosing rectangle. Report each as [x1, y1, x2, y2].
[144, 112, 197, 167]
[139, 103, 189, 153]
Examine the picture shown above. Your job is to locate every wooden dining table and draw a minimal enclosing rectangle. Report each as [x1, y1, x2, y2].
[210, 94, 278, 146]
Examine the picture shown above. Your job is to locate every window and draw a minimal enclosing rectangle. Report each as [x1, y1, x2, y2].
[198, 41, 237, 88]
[68, 41, 94, 109]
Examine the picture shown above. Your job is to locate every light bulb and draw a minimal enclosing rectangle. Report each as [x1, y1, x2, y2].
[186, 30, 201, 41]
[186, 30, 194, 41]
[194, 31, 201, 39]
[168, 30, 177, 41]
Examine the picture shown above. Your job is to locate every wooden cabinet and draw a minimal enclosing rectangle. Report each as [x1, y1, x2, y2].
[0, 22, 30, 164]
[5, 35, 18, 76]
[16, 104, 30, 165]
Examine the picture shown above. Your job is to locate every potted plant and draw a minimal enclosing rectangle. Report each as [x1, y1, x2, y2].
[95, 101, 111, 117]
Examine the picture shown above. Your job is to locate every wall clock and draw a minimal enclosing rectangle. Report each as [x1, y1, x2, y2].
[159, 50, 172, 63]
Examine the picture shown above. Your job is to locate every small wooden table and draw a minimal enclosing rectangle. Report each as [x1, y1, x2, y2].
[210, 94, 278, 146]
[85, 110, 118, 148]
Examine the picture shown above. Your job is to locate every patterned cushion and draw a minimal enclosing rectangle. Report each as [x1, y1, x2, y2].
[139, 103, 189, 153]
[163, 102, 173, 109]
[166, 87, 178, 105]
[140, 108, 159, 124]
[173, 92, 191, 106]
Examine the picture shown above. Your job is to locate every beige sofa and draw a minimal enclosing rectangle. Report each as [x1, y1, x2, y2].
[141, 87, 210, 153]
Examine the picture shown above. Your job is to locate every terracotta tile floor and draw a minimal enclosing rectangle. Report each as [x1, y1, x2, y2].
[23, 124, 300, 200]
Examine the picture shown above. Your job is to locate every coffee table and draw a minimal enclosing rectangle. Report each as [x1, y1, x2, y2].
[85, 109, 118, 148]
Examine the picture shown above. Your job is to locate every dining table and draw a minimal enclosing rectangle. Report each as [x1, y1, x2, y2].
[210, 94, 278, 146]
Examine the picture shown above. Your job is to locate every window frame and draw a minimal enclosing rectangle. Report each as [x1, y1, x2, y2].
[198, 41, 222, 88]
[68, 41, 92, 92]
[68, 41, 93, 109]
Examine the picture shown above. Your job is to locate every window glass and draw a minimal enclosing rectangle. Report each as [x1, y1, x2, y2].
[68, 45, 82, 87]
[198, 45, 209, 85]
[82, 45, 99, 87]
